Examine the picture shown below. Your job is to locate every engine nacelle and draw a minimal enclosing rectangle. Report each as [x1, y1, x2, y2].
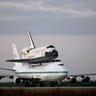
[82, 76, 90, 82]
[0, 77, 3, 80]
[13, 76, 21, 84]
[67, 76, 77, 83]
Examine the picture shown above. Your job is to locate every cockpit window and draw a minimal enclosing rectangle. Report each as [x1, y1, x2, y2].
[58, 64, 64, 66]
[47, 45, 55, 48]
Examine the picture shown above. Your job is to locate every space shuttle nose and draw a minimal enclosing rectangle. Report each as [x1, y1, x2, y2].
[45, 50, 58, 58]
[52, 50, 58, 58]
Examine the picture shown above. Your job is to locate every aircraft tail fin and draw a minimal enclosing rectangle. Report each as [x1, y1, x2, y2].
[12, 44, 23, 70]
[12, 44, 20, 59]
[27, 32, 35, 49]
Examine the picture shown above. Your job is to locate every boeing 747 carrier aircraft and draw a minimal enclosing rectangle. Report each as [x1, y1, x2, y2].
[2, 44, 68, 86]
[0, 32, 96, 86]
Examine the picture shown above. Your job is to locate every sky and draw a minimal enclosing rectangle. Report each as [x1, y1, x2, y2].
[0, 0, 96, 81]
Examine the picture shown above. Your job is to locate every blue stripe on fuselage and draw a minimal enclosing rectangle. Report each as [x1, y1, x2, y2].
[15, 71, 68, 74]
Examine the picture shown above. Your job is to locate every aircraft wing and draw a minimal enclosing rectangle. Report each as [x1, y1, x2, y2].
[0, 68, 15, 71]
[69, 73, 96, 77]
[6, 59, 30, 63]
[6, 58, 50, 64]
[67, 73, 96, 83]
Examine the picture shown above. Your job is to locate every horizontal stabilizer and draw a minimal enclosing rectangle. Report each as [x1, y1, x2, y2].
[0, 68, 15, 71]
[12, 44, 20, 59]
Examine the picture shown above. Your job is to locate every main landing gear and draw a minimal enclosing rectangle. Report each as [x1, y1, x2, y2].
[15, 78, 62, 87]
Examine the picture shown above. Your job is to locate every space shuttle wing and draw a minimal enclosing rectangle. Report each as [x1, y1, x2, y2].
[6, 59, 30, 63]
[6, 58, 48, 64]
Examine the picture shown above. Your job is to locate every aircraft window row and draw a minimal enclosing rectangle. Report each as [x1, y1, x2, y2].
[47, 45, 55, 48]
[58, 64, 64, 66]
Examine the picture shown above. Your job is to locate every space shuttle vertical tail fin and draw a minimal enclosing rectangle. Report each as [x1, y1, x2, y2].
[27, 32, 35, 49]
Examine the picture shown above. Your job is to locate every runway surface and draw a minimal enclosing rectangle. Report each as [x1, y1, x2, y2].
[0, 81, 96, 87]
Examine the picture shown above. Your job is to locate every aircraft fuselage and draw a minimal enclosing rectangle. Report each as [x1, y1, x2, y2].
[14, 61, 68, 82]
[21, 45, 58, 63]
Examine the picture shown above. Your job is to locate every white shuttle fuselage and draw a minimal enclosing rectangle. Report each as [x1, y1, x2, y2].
[21, 45, 58, 63]
[21, 32, 58, 63]
[7, 32, 58, 64]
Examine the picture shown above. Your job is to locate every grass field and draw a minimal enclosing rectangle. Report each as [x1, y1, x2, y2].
[0, 87, 96, 96]
[0, 82, 96, 96]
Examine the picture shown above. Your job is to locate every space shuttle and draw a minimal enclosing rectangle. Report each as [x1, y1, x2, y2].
[6, 32, 58, 64]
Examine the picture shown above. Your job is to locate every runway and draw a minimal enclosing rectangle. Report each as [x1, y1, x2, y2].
[0, 86, 96, 89]
[0, 81, 96, 87]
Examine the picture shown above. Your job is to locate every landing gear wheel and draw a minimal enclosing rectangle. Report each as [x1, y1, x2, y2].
[71, 78, 77, 83]
[15, 78, 20, 84]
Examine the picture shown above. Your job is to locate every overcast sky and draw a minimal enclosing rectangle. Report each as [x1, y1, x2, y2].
[0, 0, 96, 35]
[0, 0, 96, 81]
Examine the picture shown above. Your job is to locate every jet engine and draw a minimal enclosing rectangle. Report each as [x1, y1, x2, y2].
[82, 76, 90, 82]
[67, 76, 77, 83]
